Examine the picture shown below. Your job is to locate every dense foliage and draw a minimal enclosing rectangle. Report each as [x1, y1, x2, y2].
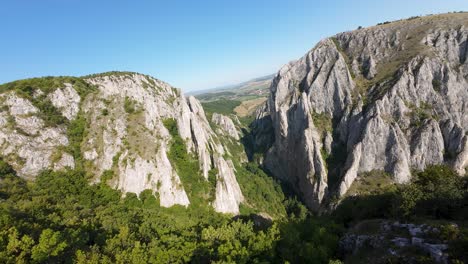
[1, 131, 465, 263]
[201, 99, 241, 116]
[0, 159, 345, 263]
[235, 162, 287, 217]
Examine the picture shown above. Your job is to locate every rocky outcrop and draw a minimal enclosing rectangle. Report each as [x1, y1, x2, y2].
[0, 72, 244, 214]
[213, 158, 244, 213]
[85, 74, 244, 213]
[254, 13, 468, 210]
[49, 83, 80, 120]
[340, 220, 453, 263]
[0, 94, 72, 179]
[211, 113, 240, 140]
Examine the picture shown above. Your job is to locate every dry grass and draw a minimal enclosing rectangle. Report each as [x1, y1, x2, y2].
[234, 97, 267, 117]
[346, 170, 395, 197]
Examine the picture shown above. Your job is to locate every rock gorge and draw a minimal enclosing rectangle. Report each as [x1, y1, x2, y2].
[0, 12, 467, 216]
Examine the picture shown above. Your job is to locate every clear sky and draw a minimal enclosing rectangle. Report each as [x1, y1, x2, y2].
[1, 0, 467, 91]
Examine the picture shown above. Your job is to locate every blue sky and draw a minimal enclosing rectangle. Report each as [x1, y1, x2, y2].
[1, 0, 467, 91]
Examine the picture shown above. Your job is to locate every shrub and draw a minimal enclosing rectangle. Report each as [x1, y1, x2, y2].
[432, 79, 442, 92]
[396, 165, 466, 219]
[66, 114, 87, 165]
[124, 97, 136, 114]
[0, 159, 15, 176]
[276, 217, 343, 263]
[101, 170, 115, 183]
[34, 99, 68, 126]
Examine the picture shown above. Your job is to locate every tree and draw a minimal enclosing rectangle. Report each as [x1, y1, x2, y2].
[31, 229, 67, 262]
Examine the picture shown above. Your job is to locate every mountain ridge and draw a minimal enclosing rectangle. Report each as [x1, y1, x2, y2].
[0, 72, 249, 214]
[252, 12, 468, 211]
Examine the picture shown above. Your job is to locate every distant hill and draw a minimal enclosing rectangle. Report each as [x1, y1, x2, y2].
[192, 74, 273, 119]
[191, 74, 274, 120]
[191, 74, 274, 102]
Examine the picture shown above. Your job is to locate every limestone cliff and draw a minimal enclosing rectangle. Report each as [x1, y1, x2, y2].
[254, 13, 468, 210]
[211, 113, 240, 140]
[0, 72, 243, 214]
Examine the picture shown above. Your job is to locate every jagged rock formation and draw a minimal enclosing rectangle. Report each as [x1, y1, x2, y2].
[211, 113, 240, 140]
[253, 13, 468, 210]
[0, 72, 244, 214]
[0, 94, 73, 178]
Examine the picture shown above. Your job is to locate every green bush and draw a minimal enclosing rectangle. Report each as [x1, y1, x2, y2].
[432, 79, 442, 92]
[124, 97, 136, 114]
[396, 165, 466, 219]
[101, 170, 115, 183]
[332, 191, 396, 226]
[449, 228, 468, 263]
[0, 159, 15, 176]
[35, 99, 68, 126]
[66, 114, 87, 166]
[0, 166, 289, 263]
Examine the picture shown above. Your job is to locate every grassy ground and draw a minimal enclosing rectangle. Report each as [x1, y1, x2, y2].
[345, 170, 395, 197]
[201, 99, 242, 122]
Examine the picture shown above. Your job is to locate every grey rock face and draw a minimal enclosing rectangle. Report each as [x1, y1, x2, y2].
[211, 113, 240, 140]
[0, 73, 244, 214]
[49, 83, 80, 120]
[340, 220, 451, 263]
[85, 74, 244, 213]
[213, 158, 244, 213]
[254, 13, 468, 210]
[0, 94, 72, 179]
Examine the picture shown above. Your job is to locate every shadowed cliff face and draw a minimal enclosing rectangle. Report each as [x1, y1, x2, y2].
[0, 72, 244, 214]
[254, 13, 468, 211]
